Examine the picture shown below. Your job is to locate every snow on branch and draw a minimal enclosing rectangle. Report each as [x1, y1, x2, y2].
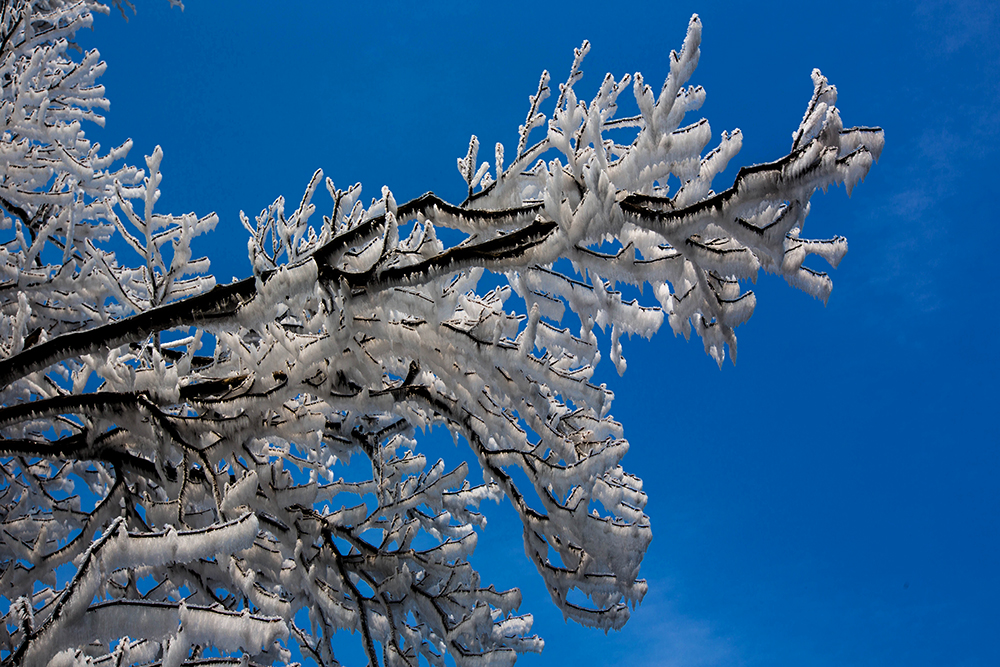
[0, 4, 882, 666]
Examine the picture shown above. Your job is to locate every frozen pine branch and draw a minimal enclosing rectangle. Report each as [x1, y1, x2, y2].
[0, 3, 882, 666]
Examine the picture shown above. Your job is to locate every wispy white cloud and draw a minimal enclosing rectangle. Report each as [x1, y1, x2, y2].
[622, 590, 741, 667]
[914, 0, 1000, 55]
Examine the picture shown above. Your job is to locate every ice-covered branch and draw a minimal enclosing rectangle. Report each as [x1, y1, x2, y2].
[0, 5, 881, 665]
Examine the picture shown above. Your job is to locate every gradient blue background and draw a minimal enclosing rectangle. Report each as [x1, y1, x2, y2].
[80, 1, 998, 665]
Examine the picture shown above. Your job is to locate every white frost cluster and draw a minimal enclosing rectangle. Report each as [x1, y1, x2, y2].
[0, 2, 882, 666]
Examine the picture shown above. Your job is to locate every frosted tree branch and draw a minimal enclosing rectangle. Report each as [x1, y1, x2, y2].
[0, 3, 882, 665]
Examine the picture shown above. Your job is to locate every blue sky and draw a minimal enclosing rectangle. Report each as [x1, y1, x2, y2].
[81, 1, 998, 665]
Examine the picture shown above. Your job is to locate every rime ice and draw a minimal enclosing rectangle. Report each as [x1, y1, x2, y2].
[0, 3, 881, 666]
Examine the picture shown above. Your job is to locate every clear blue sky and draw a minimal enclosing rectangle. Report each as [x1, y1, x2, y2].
[81, 1, 999, 665]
